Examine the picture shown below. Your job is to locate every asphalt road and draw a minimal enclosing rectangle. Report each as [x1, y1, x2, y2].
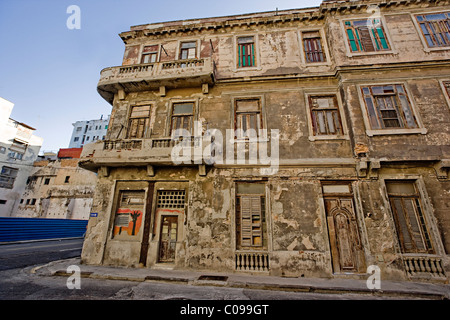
[0, 238, 84, 271]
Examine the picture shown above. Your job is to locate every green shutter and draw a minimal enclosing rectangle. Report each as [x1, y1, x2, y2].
[346, 29, 358, 52]
[251, 44, 255, 66]
[372, 28, 380, 50]
[376, 27, 389, 49]
[242, 45, 246, 67]
[238, 45, 241, 67]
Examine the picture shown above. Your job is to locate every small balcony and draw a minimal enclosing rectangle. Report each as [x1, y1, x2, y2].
[78, 137, 203, 171]
[97, 57, 216, 104]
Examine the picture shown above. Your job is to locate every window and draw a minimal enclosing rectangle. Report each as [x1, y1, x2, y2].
[0, 166, 18, 189]
[344, 19, 390, 53]
[0, 147, 5, 154]
[234, 98, 262, 139]
[65, 176, 70, 183]
[0, 200, 6, 205]
[86, 136, 90, 141]
[31, 199, 36, 205]
[44, 178, 50, 185]
[308, 95, 343, 136]
[416, 12, 450, 48]
[444, 81, 450, 98]
[127, 105, 151, 139]
[302, 31, 326, 63]
[141, 45, 159, 63]
[361, 84, 419, 130]
[76, 127, 82, 132]
[113, 190, 145, 239]
[74, 137, 79, 142]
[8, 140, 26, 160]
[179, 41, 196, 60]
[171, 103, 194, 136]
[237, 36, 255, 68]
[235, 183, 266, 249]
[386, 181, 434, 254]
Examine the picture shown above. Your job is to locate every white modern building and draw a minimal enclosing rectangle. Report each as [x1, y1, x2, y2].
[68, 115, 110, 148]
[0, 97, 43, 217]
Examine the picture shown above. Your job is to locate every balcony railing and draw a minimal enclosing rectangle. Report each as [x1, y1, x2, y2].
[235, 251, 270, 272]
[98, 57, 216, 104]
[403, 255, 447, 280]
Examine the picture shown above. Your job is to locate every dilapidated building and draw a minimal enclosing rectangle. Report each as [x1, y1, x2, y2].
[16, 148, 97, 220]
[80, 0, 450, 283]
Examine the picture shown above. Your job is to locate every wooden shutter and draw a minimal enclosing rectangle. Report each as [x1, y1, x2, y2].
[357, 27, 375, 52]
[240, 196, 262, 247]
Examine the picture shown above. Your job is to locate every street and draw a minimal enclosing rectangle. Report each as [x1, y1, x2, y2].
[0, 239, 444, 304]
[0, 238, 84, 271]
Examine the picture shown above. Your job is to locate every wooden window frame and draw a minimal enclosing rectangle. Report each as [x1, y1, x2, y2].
[308, 95, 343, 136]
[340, 16, 395, 57]
[141, 44, 159, 64]
[237, 36, 256, 68]
[301, 31, 326, 63]
[170, 102, 195, 137]
[126, 105, 152, 139]
[386, 180, 434, 254]
[234, 98, 263, 139]
[439, 79, 450, 110]
[235, 183, 267, 250]
[414, 12, 450, 49]
[357, 83, 427, 136]
[304, 91, 349, 141]
[179, 41, 197, 60]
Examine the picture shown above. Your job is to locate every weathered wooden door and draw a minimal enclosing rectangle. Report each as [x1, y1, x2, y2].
[325, 198, 365, 273]
[158, 216, 178, 263]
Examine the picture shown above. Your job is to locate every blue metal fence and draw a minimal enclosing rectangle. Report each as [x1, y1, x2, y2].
[0, 217, 88, 242]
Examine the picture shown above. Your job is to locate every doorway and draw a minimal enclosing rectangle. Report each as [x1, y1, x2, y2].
[158, 216, 178, 263]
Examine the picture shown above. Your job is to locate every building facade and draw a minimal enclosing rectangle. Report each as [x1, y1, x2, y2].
[68, 116, 110, 148]
[80, 0, 450, 283]
[0, 97, 43, 217]
[14, 148, 97, 220]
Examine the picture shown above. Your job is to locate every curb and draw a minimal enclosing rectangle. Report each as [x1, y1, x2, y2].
[48, 268, 449, 300]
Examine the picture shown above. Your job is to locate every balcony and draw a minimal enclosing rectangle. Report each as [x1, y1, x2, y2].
[78, 137, 203, 171]
[97, 57, 216, 104]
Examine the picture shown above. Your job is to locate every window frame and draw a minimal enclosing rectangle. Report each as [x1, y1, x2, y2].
[167, 99, 198, 137]
[340, 15, 396, 57]
[126, 104, 153, 139]
[233, 34, 261, 71]
[439, 79, 450, 110]
[298, 28, 331, 66]
[174, 39, 200, 61]
[304, 90, 349, 141]
[356, 82, 427, 136]
[234, 182, 268, 250]
[0, 166, 18, 189]
[380, 176, 446, 257]
[141, 44, 160, 64]
[411, 11, 450, 52]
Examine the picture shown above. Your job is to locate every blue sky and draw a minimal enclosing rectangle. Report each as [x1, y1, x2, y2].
[0, 0, 322, 152]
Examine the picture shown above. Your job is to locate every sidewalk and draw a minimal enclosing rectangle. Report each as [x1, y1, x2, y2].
[31, 257, 450, 300]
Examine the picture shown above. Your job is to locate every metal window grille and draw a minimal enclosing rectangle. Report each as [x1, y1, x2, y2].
[157, 190, 186, 209]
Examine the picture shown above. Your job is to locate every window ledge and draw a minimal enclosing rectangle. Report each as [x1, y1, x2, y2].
[366, 128, 428, 137]
[346, 50, 397, 58]
[309, 135, 349, 141]
[423, 46, 450, 53]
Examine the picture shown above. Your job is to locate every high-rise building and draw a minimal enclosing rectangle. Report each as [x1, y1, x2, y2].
[68, 115, 110, 148]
